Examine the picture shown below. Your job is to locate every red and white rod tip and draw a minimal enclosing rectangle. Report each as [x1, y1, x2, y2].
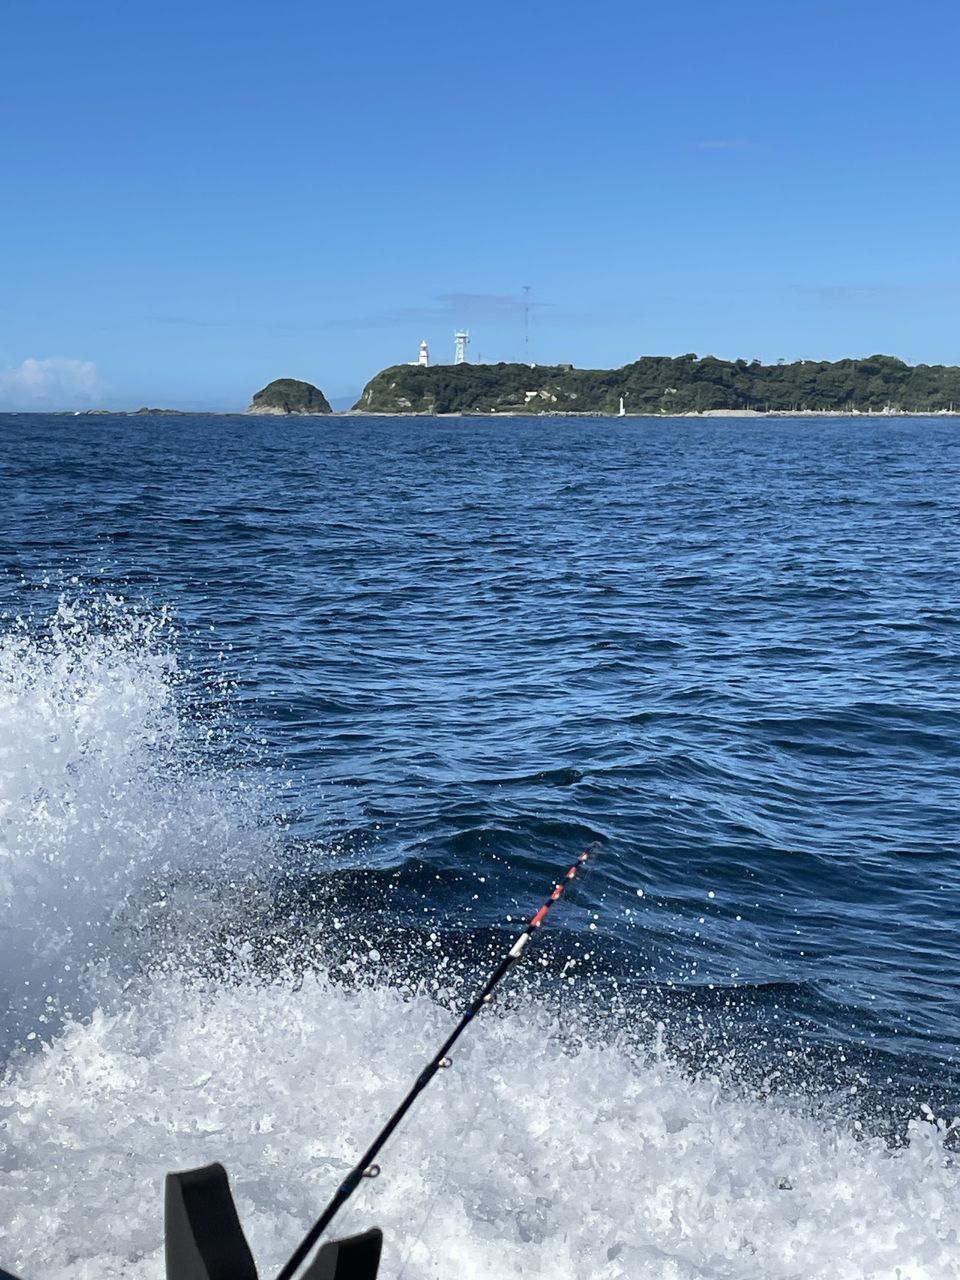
[527, 843, 598, 932]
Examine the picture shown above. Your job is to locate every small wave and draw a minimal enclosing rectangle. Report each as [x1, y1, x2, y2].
[475, 766, 585, 789]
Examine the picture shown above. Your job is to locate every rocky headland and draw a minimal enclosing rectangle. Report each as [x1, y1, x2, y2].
[354, 355, 960, 416]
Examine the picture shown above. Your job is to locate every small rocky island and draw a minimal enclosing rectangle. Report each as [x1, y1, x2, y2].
[246, 378, 332, 415]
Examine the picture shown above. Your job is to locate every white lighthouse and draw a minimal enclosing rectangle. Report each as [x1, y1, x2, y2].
[418, 340, 430, 367]
[454, 330, 470, 364]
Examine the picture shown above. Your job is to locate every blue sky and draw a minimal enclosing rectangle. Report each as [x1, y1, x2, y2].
[2, 0, 959, 410]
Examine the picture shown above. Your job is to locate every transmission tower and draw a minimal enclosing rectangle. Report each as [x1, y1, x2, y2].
[522, 284, 531, 363]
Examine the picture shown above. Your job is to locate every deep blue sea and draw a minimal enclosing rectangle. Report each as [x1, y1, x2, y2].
[1, 412, 959, 1279]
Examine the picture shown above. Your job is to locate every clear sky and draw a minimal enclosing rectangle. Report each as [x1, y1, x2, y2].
[2, 0, 959, 410]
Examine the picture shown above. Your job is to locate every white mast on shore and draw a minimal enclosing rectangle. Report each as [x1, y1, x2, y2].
[454, 330, 470, 364]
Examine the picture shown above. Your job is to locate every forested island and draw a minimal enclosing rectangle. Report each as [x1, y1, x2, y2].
[247, 378, 331, 415]
[355, 355, 960, 416]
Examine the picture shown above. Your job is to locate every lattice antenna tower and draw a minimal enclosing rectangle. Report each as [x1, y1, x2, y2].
[522, 284, 531, 363]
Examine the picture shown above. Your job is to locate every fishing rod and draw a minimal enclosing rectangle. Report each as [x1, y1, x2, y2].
[275, 840, 602, 1280]
[1, 844, 601, 1280]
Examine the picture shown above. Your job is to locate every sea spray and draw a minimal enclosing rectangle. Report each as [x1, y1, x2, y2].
[275, 845, 597, 1280]
[2, 963, 959, 1280]
[1, 597, 958, 1279]
[0, 597, 275, 1053]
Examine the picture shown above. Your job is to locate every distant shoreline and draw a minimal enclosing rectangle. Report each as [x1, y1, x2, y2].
[10, 407, 960, 420]
[342, 408, 960, 420]
[356, 353, 960, 415]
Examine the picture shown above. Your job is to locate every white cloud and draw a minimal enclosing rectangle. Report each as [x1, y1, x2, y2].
[0, 357, 103, 409]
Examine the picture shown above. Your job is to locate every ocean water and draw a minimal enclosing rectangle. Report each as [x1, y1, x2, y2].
[1, 412, 959, 1279]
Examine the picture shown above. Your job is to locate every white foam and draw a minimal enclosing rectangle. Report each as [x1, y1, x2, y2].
[2, 966, 958, 1280]
[0, 597, 270, 1043]
[1, 601, 958, 1279]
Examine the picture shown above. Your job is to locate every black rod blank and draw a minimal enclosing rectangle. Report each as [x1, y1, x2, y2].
[276, 842, 600, 1280]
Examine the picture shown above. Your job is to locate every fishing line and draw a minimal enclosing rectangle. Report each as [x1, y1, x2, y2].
[394, 1084, 487, 1280]
[276, 840, 601, 1280]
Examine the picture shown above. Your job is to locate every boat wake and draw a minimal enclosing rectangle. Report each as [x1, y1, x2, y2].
[1, 601, 957, 1280]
